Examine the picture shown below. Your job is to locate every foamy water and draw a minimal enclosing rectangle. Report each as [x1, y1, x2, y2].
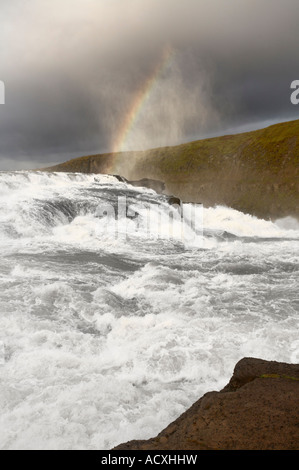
[0, 171, 298, 449]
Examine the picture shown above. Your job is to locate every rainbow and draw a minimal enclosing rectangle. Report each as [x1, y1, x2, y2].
[112, 45, 174, 155]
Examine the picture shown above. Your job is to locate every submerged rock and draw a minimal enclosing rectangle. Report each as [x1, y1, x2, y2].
[113, 357, 299, 450]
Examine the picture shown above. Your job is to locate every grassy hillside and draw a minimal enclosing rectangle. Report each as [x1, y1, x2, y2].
[43, 119, 299, 219]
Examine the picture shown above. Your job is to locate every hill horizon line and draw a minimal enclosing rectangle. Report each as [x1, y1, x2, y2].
[43, 118, 299, 221]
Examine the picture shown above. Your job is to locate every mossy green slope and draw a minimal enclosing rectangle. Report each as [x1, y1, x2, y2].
[44, 119, 299, 219]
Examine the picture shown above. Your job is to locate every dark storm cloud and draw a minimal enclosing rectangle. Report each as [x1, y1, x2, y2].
[0, 0, 299, 170]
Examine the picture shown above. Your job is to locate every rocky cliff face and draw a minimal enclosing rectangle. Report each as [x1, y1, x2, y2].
[43, 119, 299, 220]
[113, 357, 299, 451]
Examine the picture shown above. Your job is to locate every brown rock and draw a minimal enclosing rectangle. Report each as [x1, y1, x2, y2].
[113, 357, 299, 450]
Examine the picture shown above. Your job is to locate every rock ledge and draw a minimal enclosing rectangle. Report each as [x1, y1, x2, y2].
[113, 357, 299, 450]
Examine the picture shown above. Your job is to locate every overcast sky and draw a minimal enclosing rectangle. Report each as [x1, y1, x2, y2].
[0, 0, 299, 170]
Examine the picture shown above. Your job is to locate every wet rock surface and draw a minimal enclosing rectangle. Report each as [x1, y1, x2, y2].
[113, 358, 299, 450]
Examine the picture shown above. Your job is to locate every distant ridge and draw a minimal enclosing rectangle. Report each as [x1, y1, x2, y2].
[43, 119, 299, 220]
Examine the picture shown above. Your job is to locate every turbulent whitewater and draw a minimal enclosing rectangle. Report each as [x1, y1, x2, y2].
[0, 171, 298, 450]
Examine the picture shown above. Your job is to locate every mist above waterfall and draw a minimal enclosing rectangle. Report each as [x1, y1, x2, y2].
[1, 0, 299, 169]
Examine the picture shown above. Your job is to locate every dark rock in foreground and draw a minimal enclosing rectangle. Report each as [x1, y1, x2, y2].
[113, 357, 299, 450]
